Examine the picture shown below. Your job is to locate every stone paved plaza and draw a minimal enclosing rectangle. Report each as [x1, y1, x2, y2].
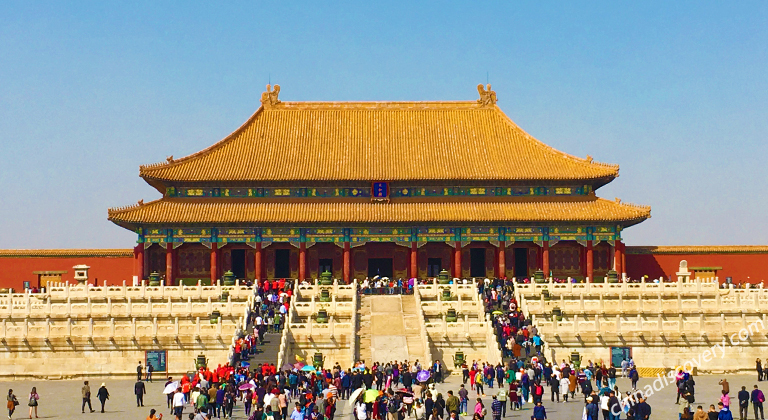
[0, 374, 764, 420]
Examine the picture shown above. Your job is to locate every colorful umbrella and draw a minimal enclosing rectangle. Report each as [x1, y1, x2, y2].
[492, 310, 504, 315]
[395, 388, 413, 396]
[294, 362, 306, 369]
[364, 389, 380, 403]
[347, 387, 365, 407]
[301, 365, 316, 372]
[416, 370, 431, 382]
[281, 363, 294, 371]
[238, 383, 255, 391]
[163, 381, 179, 394]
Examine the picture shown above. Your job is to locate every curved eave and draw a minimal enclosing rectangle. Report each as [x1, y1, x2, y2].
[108, 197, 650, 231]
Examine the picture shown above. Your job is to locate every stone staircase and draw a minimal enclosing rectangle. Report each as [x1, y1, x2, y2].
[357, 297, 372, 364]
[401, 294, 428, 364]
[247, 332, 282, 366]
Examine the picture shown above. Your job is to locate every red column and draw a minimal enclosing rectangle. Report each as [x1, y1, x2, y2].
[210, 243, 219, 284]
[165, 243, 174, 286]
[621, 241, 626, 276]
[299, 242, 307, 281]
[254, 242, 263, 280]
[586, 241, 594, 282]
[614, 240, 622, 275]
[542, 241, 550, 277]
[343, 242, 351, 283]
[134, 244, 144, 281]
[454, 242, 462, 278]
[498, 241, 506, 279]
[410, 242, 418, 279]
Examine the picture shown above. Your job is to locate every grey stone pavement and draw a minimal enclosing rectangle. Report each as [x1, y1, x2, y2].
[0, 374, 763, 420]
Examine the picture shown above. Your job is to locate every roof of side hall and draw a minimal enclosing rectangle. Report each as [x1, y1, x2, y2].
[139, 85, 619, 186]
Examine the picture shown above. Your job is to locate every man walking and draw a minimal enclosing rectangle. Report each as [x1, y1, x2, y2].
[751, 385, 765, 420]
[147, 363, 154, 382]
[135, 379, 146, 407]
[137, 361, 143, 381]
[81, 381, 95, 413]
[491, 396, 502, 420]
[738, 387, 750, 420]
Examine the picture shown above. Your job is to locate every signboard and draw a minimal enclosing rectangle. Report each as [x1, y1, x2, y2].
[610, 347, 631, 368]
[372, 182, 389, 201]
[146, 350, 167, 372]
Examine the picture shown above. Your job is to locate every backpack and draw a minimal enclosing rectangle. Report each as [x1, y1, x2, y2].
[388, 398, 399, 414]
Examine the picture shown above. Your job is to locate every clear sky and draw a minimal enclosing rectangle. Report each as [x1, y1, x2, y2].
[1, 1, 766, 249]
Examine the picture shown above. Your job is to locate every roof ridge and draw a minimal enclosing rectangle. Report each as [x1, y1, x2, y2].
[492, 105, 620, 173]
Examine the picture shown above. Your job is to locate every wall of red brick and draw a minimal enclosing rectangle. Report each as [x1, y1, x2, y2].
[0, 256, 134, 289]
[625, 253, 768, 284]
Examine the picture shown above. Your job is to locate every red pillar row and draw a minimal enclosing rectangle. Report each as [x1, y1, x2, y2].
[299, 242, 307, 281]
[586, 240, 594, 282]
[210, 243, 219, 284]
[165, 243, 174, 286]
[343, 242, 351, 283]
[542, 240, 550, 277]
[254, 242, 263, 280]
[614, 240, 623, 275]
[498, 241, 506, 278]
[134, 244, 144, 281]
[409, 242, 418, 279]
[453, 242, 462, 278]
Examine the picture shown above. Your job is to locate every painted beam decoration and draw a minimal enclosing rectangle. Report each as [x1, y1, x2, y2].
[350, 227, 410, 243]
[165, 184, 593, 198]
[261, 228, 301, 244]
[306, 228, 346, 243]
[136, 225, 620, 245]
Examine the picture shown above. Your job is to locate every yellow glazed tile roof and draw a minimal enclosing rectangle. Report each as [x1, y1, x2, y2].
[0, 249, 133, 258]
[108, 197, 650, 227]
[140, 89, 619, 183]
[626, 245, 768, 255]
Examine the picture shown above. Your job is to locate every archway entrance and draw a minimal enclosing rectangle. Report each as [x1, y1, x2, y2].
[368, 258, 393, 278]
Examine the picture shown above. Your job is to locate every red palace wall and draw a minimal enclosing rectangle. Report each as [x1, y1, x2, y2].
[1, 246, 766, 289]
[625, 247, 768, 284]
[0, 250, 134, 289]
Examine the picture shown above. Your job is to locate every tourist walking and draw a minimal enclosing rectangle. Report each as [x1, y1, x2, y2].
[96, 383, 109, 413]
[752, 385, 765, 420]
[27, 387, 39, 419]
[490, 396, 502, 420]
[738, 387, 749, 420]
[147, 363, 155, 382]
[172, 388, 186, 420]
[137, 361, 143, 381]
[135, 379, 146, 407]
[758, 359, 763, 382]
[81, 381, 94, 413]
[6, 389, 18, 419]
[717, 402, 733, 420]
[532, 401, 547, 420]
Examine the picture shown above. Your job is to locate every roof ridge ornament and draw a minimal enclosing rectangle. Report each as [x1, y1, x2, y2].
[477, 84, 497, 106]
[261, 84, 281, 108]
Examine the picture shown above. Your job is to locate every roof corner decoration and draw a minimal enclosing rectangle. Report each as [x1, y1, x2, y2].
[260, 84, 281, 109]
[477, 84, 497, 106]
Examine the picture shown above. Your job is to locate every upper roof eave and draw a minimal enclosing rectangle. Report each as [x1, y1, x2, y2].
[138, 91, 620, 187]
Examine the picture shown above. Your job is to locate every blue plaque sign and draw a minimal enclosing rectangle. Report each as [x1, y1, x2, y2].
[372, 182, 389, 200]
[146, 350, 167, 372]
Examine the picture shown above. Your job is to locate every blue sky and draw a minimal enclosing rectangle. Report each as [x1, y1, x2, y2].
[1, 1, 766, 248]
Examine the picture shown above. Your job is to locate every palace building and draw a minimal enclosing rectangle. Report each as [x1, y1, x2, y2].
[107, 84, 651, 285]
